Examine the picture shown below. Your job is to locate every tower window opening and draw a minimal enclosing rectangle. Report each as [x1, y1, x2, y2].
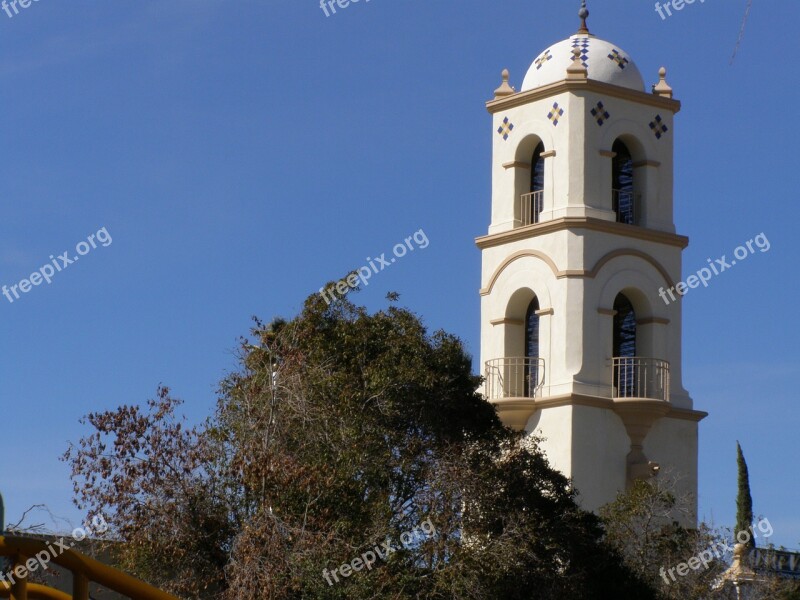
[613, 293, 637, 397]
[521, 142, 545, 225]
[612, 140, 635, 225]
[524, 297, 541, 396]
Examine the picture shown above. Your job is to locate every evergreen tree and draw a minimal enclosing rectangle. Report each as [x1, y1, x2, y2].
[735, 441, 755, 549]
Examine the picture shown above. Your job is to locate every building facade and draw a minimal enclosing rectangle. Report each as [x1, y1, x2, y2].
[477, 5, 707, 521]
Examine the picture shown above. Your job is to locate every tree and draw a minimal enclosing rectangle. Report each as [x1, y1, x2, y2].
[600, 475, 725, 600]
[66, 287, 657, 599]
[735, 441, 755, 549]
[63, 388, 233, 597]
[600, 463, 800, 600]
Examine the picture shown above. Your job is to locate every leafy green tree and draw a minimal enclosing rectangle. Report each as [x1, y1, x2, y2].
[66, 287, 657, 599]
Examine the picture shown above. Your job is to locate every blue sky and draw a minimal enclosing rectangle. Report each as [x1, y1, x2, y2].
[1, 0, 797, 547]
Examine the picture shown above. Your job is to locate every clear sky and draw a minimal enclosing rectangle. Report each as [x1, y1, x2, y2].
[1, 0, 797, 547]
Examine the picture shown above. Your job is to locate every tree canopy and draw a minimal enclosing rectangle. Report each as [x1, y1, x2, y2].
[65, 288, 658, 599]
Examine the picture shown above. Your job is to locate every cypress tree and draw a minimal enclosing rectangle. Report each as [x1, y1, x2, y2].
[735, 441, 755, 548]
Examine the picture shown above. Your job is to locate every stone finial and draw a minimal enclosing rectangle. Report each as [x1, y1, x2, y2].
[578, 1, 590, 34]
[566, 46, 588, 80]
[653, 66, 673, 98]
[719, 543, 757, 589]
[493, 69, 515, 99]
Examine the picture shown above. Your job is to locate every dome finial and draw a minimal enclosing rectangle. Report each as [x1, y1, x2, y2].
[652, 66, 673, 98]
[578, 1, 590, 34]
[493, 68, 515, 99]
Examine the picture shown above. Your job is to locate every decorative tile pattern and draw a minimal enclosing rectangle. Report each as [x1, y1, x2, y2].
[591, 101, 610, 126]
[497, 116, 514, 140]
[607, 49, 629, 70]
[571, 36, 590, 67]
[547, 102, 564, 126]
[534, 49, 553, 70]
[649, 115, 668, 139]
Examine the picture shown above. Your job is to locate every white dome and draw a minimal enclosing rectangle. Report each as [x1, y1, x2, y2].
[521, 34, 644, 93]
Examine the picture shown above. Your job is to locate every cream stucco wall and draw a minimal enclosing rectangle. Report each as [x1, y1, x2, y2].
[478, 70, 705, 520]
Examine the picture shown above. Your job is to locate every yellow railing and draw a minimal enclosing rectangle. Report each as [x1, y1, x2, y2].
[0, 536, 178, 600]
[1, 582, 71, 600]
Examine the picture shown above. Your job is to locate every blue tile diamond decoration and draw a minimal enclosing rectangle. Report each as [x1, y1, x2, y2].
[571, 36, 590, 67]
[547, 102, 564, 126]
[649, 115, 668, 139]
[591, 101, 610, 126]
[535, 49, 553, 70]
[497, 117, 514, 140]
[607, 49, 629, 70]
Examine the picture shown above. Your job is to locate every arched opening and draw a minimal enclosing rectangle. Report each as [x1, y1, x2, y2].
[523, 141, 545, 225]
[613, 293, 637, 396]
[487, 289, 547, 401]
[612, 139, 634, 225]
[524, 296, 540, 396]
[530, 142, 545, 193]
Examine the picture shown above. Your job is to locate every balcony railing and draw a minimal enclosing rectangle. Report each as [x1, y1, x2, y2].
[485, 357, 545, 400]
[612, 357, 670, 401]
[520, 190, 543, 226]
[612, 189, 635, 225]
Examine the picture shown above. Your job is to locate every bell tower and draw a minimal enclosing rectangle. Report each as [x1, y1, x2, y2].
[478, 3, 707, 520]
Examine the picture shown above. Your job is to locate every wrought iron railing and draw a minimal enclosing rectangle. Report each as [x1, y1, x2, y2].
[485, 357, 546, 400]
[520, 190, 544, 226]
[612, 357, 670, 401]
[612, 189, 635, 225]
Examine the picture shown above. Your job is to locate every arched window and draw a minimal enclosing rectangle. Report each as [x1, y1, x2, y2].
[613, 293, 637, 396]
[612, 140, 634, 225]
[524, 296, 540, 396]
[530, 142, 545, 194]
[613, 293, 636, 358]
[523, 142, 545, 225]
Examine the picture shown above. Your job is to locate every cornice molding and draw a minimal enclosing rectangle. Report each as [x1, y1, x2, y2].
[666, 406, 708, 422]
[491, 393, 707, 430]
[476, 217, 689, 250]
[486, 79, 682, 114]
